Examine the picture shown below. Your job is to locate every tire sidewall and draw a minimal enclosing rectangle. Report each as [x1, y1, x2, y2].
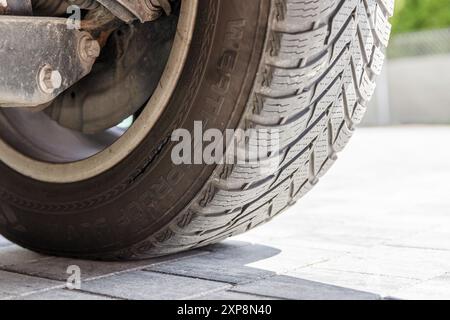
[0, 0, 270, 257]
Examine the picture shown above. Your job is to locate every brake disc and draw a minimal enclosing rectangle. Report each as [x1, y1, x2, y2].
[46, 11, 178, 133]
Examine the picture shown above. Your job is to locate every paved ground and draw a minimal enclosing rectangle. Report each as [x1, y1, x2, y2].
[1, 126, 450, 300]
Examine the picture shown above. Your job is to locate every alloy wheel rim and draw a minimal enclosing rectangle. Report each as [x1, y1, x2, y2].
[0, 0, 198, 183]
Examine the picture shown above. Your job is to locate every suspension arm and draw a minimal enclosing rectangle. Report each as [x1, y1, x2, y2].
[0, 16, 100, 108]
[0, 1, 100, 108]
[0, 0, 170, 108]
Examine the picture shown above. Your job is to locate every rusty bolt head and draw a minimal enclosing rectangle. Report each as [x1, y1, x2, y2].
[38, 65, 62, 94]
[84, 39, 101, 59]
[78, 34, 101, 63]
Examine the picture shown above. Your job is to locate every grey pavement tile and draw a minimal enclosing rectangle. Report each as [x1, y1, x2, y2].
[310, 245, 450, 280]
[147, 256, 272, 285]
[0, 236, 12, 248]
[390, 273, 450, 300]
[235, 200, 445, 257]
[21, 289, 116, 300]
[1, 128, 450, 300]
[198, 290, 281, 300]
[81, 270, 231, 300]
[234, 243, 344, 274]
[146, 243, 279, 284]
[210, 241, 342, 272]
[232, 274, 381, 300]
[286, 267, 420, 297]
[1, 249, 207, 281]
[236, 232, 368, 254]
[0, 246, 50, 267]
[239, 192, 444, 246]
[387, 227, 450, 252]
[147, 242, 342, 284]
[0, 270, 62, 300]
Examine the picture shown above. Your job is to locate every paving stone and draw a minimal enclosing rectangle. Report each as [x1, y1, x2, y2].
[206, 241, 342, 274]
[147, 243, 277, 284]
[387, 227, 450, 252]
[80, 271, 231, 300]
[1, 250, 207, 281]
[0, 236, 11, 248]
[233, 274, 381, 300]
[0, 246, 49, 267]
[198, 290, 281, 300]
[286, 267, 420, 297]
[390, 273, 450, 300]
[236, 232, 368, 254]
[240, 243, 344, 274]
[236, 209, 434, 250]
[21, 289, 115, 300]
[1, 127, 450, 299]
[147, 256, 272, 285]
[0, 270, 62, 300]
[148, 242, 342, 284]
[311, 245, 450, 280]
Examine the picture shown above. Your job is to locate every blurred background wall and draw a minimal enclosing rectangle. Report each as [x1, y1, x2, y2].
[363, 0, 450, 126]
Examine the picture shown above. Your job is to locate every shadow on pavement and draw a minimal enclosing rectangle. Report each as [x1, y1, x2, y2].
[0, 237, 380, 300]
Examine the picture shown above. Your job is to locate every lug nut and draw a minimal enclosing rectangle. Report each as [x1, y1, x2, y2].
[38, 65, 62, 94]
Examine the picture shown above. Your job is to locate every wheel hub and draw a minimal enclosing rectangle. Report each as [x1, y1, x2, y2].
[0, 0, 177, 132]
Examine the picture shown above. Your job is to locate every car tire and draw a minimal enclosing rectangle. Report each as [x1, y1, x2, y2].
[0, 0, 394, 260]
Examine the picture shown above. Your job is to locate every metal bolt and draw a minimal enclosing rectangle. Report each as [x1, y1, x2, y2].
[84, 39, 101, 59]
[79, 34, 101, 63]
[38, 65, 62, 94]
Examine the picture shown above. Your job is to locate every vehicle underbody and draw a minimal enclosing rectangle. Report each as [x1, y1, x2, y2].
[0, 0, 173, 132]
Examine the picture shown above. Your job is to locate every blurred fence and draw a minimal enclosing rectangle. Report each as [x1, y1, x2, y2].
[363, 28, 450, 126]
[388, 28, 450, 59]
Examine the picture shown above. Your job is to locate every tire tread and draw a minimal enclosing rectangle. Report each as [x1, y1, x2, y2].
[122, 0, 393, 258]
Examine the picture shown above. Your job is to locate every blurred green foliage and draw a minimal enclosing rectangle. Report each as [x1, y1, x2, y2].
[391, 0, 450, 34]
